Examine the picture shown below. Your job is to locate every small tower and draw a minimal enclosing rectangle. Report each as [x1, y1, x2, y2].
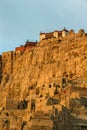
[62, 27, 68, 37]
[53, 30, 59, 38]
[39, 32, 45, 41]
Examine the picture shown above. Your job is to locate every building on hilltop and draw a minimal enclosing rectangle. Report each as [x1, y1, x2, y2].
[0, 40, 37, 79]
[40, 28, 69, 41]
[24, 40, 37, 47]
[15, 41, 37, 53]
[14, 40, 37, 59]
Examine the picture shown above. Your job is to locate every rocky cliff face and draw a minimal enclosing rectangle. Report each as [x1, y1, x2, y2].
[0, 31, 87, 130]
[0, 32, 87, 103]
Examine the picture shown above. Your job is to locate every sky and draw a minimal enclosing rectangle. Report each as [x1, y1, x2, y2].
[0, 0, 87, 54]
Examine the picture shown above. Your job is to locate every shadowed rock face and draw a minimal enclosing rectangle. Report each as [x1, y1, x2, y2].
[70, 97, 87, 113]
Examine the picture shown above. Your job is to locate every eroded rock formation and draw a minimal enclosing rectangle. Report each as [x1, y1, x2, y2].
[0, 29, 87, 130]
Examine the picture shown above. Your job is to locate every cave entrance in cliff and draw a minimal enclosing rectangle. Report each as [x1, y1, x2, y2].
[62, 77, 66, 88]
[31, 99, 36, 112]
[36, 87, 39, 95]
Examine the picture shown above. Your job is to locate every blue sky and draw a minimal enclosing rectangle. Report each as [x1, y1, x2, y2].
[0, 0, 87, 54]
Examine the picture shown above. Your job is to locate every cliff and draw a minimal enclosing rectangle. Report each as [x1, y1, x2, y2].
[0, 29, 87, 130]
[0, 30, 87, 101]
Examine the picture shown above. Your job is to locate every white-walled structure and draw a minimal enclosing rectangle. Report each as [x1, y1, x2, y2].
[40, 28, 69, 41]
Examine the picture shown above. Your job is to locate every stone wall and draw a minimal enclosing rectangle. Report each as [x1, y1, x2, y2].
[10, 115, 22, 130]
[24, 118, 54, 130]
[72, 119, 87, 130]
[5, 97, 28, 110]
[5, 97, 18, 110]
